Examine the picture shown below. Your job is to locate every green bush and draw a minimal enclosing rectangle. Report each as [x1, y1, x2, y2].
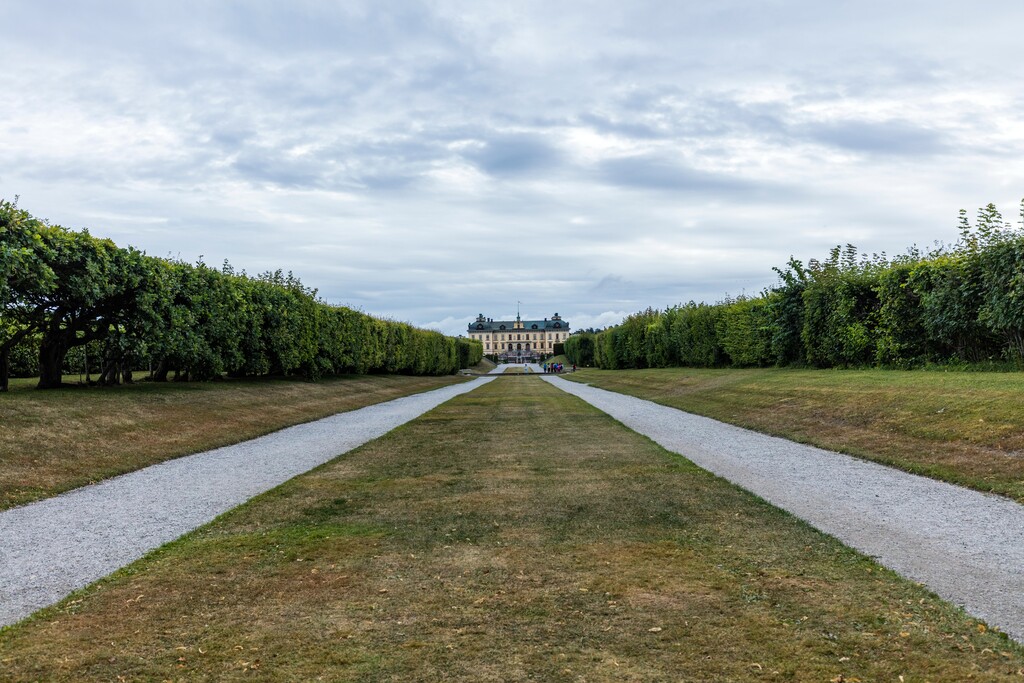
[590, 203, 1024, 372]
[0, 200, 467, 389]
[564, 332, 596, 366]
[717, 296, 773, 367]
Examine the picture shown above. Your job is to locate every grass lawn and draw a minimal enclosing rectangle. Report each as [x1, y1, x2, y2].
[564, 367, 1024, 504]
[1, 377, 1020, 681]
[467, 358, 497, 374]
[0, 374, 467, 511]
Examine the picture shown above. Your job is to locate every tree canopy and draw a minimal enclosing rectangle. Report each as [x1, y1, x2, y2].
[0, 200, 481, 390]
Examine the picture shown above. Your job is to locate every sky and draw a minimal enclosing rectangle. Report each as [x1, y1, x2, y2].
[4, 1, 1024, 335]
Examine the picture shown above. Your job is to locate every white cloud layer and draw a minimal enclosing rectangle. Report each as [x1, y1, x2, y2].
[4, 1, 1024, 334]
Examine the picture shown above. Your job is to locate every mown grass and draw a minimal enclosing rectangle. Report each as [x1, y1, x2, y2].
[466, 357, 497, 374]
[564, 367, 1024, 503]
[1, 378, 1020, 681]
[0, 374, 467, 511]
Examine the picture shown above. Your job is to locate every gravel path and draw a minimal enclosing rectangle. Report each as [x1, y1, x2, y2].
[0, 377, 494, 628]
[544, 375, 1024, 642]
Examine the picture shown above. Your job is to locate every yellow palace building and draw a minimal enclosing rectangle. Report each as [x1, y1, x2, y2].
[468, 312, 571, 363]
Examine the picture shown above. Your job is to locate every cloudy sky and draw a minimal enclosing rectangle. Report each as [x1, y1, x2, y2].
[4, 1, 1024, 335]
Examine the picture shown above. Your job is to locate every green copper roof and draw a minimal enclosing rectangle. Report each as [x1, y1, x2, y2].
[468, 315, 570, 332]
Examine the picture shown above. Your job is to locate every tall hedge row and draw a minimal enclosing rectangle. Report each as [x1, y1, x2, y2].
[0, 201, 481, 390]
[566, 202, 1024, 371]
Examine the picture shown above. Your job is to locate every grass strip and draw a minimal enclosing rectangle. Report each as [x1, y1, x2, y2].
[1, 377, 1020, 681]
[564, 367, 1024, 503]
[0, 374, 467, 510]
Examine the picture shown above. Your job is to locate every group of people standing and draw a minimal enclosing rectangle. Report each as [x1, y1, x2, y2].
[542, 362, 575, 373]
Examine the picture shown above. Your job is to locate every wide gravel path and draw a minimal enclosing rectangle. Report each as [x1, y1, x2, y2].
[0, 377, 493, 628]
[544, 375, 1024, 642]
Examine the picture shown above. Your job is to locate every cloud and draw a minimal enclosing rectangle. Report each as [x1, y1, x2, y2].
[568, 310, 630, 332]
[231, 149, 324, 189]
[598, 154, 758, 195]
[802, 119, 948, 156]
[3, 0, 1024, 340]
[461, 133, 562, 177]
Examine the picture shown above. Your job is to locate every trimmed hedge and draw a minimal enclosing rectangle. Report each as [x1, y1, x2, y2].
[565, 202, 1024, 371]
[1, 200, 481, 389]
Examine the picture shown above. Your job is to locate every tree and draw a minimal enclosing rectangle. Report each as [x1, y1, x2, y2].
[32, 232, 158, 388]
[0, 200, 56, 390]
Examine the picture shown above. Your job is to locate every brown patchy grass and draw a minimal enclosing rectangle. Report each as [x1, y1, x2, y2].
[466, 358, 497, 374]
[0, 374, 467, 510]
[564, 367, 1024, 503]
[1, 378, 1021, 681]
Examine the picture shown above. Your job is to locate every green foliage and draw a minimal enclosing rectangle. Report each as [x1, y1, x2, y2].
[800, 245, 884, 368]
[717, 296, 773, 367]
[1, 199, 59, 388]
[588, 201, 1024, 372]
[7, 333, 40, 376]
[978, 239, 1024, 360]
[973, 203, 1024, 361]
[456, 337, 484, 369]
[0, 202, 466, 388]
[564, 332, 596, 367]
[873, 263, 929, 367]
[667, 303, 726, 367]
[766, 259, 807, 365]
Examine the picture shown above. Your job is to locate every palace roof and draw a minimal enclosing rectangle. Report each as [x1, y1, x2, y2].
[468, 313, 570, 333]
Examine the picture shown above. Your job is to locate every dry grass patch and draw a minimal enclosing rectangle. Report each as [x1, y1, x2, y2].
[566, 367, 1024, 502]
[1, 378, 1021, 681]
[465, 358, 497, 374]
[0, 374, 466, 510]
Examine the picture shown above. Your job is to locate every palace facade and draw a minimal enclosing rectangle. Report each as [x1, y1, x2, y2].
[468, 312, 571, 362]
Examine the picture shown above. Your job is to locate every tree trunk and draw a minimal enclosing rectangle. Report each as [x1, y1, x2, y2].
[1, 328, 33, 392]
[152, 358, 170, 382]
[37, 334, 70, 389]
[98, 358, 118, 385]
[0, 347, 9, 392]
